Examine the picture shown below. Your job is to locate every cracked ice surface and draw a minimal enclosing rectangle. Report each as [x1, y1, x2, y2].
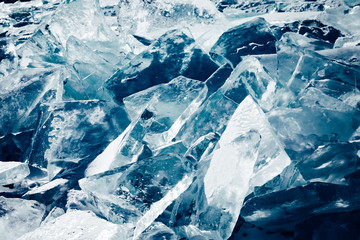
[1, 0, 360, 239]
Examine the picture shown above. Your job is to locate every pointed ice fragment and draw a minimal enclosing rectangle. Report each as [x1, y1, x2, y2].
[203, 96, 290, 238]
[252, 163, 306, 197]
[87, 77, 206, 175]
[205, 63, 233, 96]
[23, 178, 69, 205]
[229, 56, 289, 111]
[204, 130, 261, 239]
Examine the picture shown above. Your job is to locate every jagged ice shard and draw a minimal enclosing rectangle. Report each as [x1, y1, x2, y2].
[1, 0, 360, 239]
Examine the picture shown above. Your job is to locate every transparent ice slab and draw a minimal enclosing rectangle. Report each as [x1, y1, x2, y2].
[86, 77, 206, 176]
[80, 153, 193, 238]
[23, 178, 69, 205]
[0, 161, 30, 185]
[0, 68, 63, 135]
[28, 100, 129, 178]
[157, 96, 290, 239]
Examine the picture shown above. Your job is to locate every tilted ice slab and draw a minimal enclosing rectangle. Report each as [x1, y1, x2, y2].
[80, 153, 194, 239]
[28, 100, 128, 178]
[23, 178, 69, 205]
[204, 95, 290, 238]
[123, 76, 206, 122]
[0, 68, 63, 135]
[86, 77, 206, 176]
[0, 161, 30, 185]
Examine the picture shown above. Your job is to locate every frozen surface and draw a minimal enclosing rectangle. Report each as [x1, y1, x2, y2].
[18, 210, 120, 240]
[0, 196, 45, 240]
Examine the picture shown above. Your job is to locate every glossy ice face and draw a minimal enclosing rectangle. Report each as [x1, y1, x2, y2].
[1, 0, 360, 239]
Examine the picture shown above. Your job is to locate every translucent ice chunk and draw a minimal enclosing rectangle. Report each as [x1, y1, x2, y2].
[317, 46, 360, 67]
[203, 96, 290, 238]
[279, 32, 333, 51]
[17, 210, 120, 240]
[0, 196, 45, 240]
[87, 78, 206, 175]
[252, 163, 306, 197]
[276, 35, 360, 96]
[229, 56, 286, 111]
[170, 63, 255, 149]
[267, 105, 360, 157]
[210, 17, 277, 66]
[173, 90, 239, 149]
[204, 63, 233, 96]
[241, 181, 360, 231]
[0, 161, 30, 185]
[42, 0, 118, 50]
[296, 141, 360, 184]
[106, 29, 218, 103]
[63, 36, 118, 100]
[123, 76, 205, 122]
[0, 0, 62, 47]
[0, 68, 63, 135]
[334, 36, 360, 48]
[28, 100, 129, 178]
[204, 129, 261, 239]
[23, 178, 69, 205]
[319, 6, 360, 36]
[80, 153, 193, 238]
